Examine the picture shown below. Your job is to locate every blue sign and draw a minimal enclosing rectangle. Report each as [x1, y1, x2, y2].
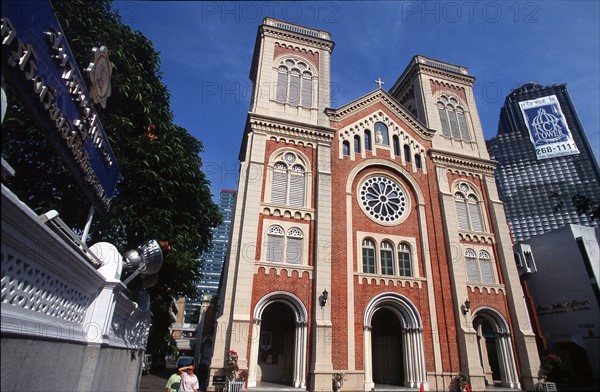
[519, 95, 579, 160]
[1, 1, 120, 214]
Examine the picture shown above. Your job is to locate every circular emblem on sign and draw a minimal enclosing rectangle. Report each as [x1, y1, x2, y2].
[359, 175, 408, 224]
[85, 46, 112, 108]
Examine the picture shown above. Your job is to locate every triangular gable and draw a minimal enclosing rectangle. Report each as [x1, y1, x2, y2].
[325, 89, 434, 140]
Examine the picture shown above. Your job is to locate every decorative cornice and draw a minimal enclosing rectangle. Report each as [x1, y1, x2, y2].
[430, 149, 496, 175]
[355, 273, 426, 289]
[248, 114, 335, 143]
[325, 89, 433, 140]
[262, 25, 334, 52]
[467, 284, 506, 295]
[261, 204, 314, 221]
[418, 65, 475, 86]
[254, 262, 313, 279]
[458, 232, 495, 244]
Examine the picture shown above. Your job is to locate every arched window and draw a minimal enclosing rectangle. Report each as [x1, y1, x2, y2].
[454, 182, 484, 232]
[275, 59, 313, 108]
[266, 225, 285, 262]
[465, 249, 495, 284]
[364, 130, 372, 151]
[354, 135, 361, 154]
[380, 241, 394, 275]
[374, 122, 389, 145]
[362, 239, 376, 274]
[270, 152, 306, 207]
[414, 154, 422, 169]
[398, 243, 412, 277]
[286, 228, 303, 264]
[342, 141, 350, 157]
[393, 135, 400, 156]
[437, 95, 470, 141]
[478, 250, 494, 284]
[404, 144, 411, 163]
[465, 248, 479, 283]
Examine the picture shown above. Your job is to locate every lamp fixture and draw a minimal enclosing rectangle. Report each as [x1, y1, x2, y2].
[462, 299, 471, 315]
[122, 240, 163, 286]
[320, 288, 329, 307]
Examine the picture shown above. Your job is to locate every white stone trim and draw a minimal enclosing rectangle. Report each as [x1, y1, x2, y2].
[249, 291, 308, 388]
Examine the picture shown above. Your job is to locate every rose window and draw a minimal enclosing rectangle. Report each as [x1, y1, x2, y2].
[359, 176, 407, 223]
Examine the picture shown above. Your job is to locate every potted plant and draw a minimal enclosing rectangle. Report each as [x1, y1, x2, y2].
[332, 372, 346, 392]
[537, 354, 562, 391]
[457, 373, 470, 391]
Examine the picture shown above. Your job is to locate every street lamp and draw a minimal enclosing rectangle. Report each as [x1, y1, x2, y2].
[320, 288, 328, 307]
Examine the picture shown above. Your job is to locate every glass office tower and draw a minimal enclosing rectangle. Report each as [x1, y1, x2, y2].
[487, 82, 600, 242]
[185, 190, 236, 321]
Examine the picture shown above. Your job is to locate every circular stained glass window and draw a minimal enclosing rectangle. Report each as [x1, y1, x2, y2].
[359, 176, 408, 223]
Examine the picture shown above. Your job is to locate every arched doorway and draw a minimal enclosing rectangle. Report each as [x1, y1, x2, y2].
[364, 293, 427, 390]
[371, 308, 404, 385]
[472, 310, 519, 389]
[248, 292, 308, 388]
[257, 302, 295, 384]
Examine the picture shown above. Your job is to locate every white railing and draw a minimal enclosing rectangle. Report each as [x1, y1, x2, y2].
[1, 184, 150, 350]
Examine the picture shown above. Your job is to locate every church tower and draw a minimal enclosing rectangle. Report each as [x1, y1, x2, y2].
[389, 56, 540, 390]
[209, 18, 335, 390]
[207, 20, 540, 392]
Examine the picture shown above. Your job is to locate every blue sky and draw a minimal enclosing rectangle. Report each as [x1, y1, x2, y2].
[116, 1, 600, 200]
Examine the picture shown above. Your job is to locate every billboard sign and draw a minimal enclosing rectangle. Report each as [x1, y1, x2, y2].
[519, 94, 579, 160]
[1, 1, 119, 215]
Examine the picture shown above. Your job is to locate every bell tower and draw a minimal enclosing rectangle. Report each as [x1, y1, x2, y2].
[248, 18, 334, 128]
[209, 18, 336, 391]
[389, 55, 489, 159]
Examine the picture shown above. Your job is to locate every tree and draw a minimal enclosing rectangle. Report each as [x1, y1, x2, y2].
[1, 0, 222, 354]
[550, 192, 600, 221]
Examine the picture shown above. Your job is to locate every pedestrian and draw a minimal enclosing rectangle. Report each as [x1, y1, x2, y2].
[178, 364, 199, 392]
[165, 368, 182, 392]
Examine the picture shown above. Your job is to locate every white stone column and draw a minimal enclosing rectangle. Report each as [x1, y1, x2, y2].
[247, 319, 261, 388]
[363, 326, 374, 391]
[294, 321, 307, 388]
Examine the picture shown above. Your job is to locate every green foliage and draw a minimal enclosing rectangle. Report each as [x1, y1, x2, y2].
[549, 191, 600, 221]
[1, 0, 221, 353]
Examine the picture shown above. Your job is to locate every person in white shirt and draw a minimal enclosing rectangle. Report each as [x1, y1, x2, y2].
[178, 364, 199, 392]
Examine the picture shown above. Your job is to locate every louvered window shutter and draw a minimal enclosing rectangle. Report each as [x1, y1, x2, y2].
[456, 201, 469, 230]
[276, 69, 288, 102]
[469, 203, 483, 231]
[465, 251, 479, 282]
[457, 111, 470, 141]
[271, 170, 287, 205]
[449, 110, 461, 139]
[289, 70, 300, 105]
[288, 171, 305, 207]
[480, 259, 494, 283]
[267, 235, 283, 262]
[301, 73, 312, 108]
[438, 107, 450, 137]
[479, 251, 494, 284]
[286, 237, 303, 264]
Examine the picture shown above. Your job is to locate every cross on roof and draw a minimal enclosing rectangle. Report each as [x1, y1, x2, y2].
[374, 78, 384, 88]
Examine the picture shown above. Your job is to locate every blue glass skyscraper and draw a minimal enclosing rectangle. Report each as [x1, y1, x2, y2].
[185, 190, 236, 321]
[487, 82, 600, 242]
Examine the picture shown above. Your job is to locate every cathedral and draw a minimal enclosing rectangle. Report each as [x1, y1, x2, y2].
[208, 18, 540, 391]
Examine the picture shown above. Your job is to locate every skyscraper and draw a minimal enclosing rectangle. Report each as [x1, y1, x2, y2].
[185, 190, 236, 321]
[206, 18, 540, 391]
[199, 190, 236, 295]
[487, 82, 600, 242]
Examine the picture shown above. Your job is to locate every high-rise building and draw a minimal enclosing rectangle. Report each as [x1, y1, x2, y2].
[185, 190, 236, 321]
[487, 82, 600, 242]
[206, 18, 540, 391]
